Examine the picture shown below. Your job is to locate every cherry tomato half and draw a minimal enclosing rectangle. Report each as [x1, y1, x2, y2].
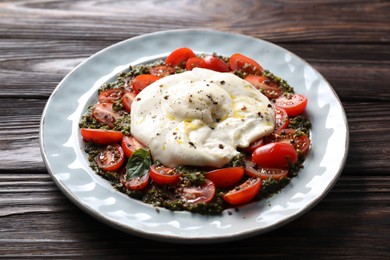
[222, 178, 261, 205]
[240, 138, 264, 154]
[98, 88, 124, 103]
[80, 128, 123, 145]
[149, 164, 181, 185]
[149, 65, 175, 77]
[252, 142, 298, 169]
[200, 55, 230, 72]
[96, 144, 125, 172]
[270, 128, 311, 154]
[274, 94, 308, 117]
[244, 159, 288, 180]
[120, 171, 150, 190]
[165, 47, 196, 68]
[131, 74, 160, 94]
[205, 167, 244, 188]
[244, 75, 283, 99]
[121, 135, 144, 158]
[273, 105, 289, 134]
[121, 92, 137, 113]
[186, 57, 203, 70]
[229, 53, 263, 75]
[92, 102, 121, 128]
[180, 179, 216, 204]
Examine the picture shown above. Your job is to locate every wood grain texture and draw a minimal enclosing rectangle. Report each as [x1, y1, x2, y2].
[1, 41, 389, 100]
[0, 0, 389, 43]
[0, 0, 389, 258]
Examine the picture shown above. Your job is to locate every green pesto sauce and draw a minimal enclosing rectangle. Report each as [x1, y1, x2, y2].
[79, 55, 311, 215]
[262, 70, 295, 93]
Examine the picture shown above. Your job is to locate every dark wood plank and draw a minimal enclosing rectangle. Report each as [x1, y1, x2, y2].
[1, 41, 389, 101]
[0, 0, 389, 43]
[0, 99, 45, 171]
[344, 102, 390, 174]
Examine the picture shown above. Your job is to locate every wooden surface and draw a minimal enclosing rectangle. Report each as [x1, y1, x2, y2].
[1, 0, 389, 258]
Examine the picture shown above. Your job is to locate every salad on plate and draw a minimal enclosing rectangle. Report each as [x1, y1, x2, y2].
[79, 47, 311, 215]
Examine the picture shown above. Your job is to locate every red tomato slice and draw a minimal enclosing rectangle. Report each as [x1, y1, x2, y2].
[205, 167, 244, 188]
[98, 88, 124, 103]
[149, 164, 181, 185]
[244, 75, 283, 99]
[120, 171, 150, 190]
[121, 92, 137, 113]
[229, 53, 263, 75]
[92, 102, 121, 128]
[240, 138, 264, 154]
[273, 105, 289, 133]
[80, 128, 123, 145]
[200, 55, 230, 72]
[131, 74, 160, 94]
[271, 128, 311, 154]
[121, 135, 144, 158]
[274, 94, 308, 117]
[186, 57, 203, 70]
[180, 179, 216, 204]
[222, 178, 261, 205]
[96, 144, 125, 172]
[165, 47, 196, 68]
[244, 159, 288, 180]
[149, 65, 175, 77]
[252, 142, 298, 168]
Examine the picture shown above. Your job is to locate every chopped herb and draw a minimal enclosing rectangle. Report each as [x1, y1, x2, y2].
[79, 51, 311, 215]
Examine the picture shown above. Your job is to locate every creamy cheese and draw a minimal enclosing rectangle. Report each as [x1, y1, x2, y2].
[130, 68, 275, 167]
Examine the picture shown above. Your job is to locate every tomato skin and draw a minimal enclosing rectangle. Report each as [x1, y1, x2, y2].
[200, 55, 230, 72]
[205, 167, 244, 188]
[120, 171, 150, 190]
[131, 74, 160, 94]
[273, 105, 289, 134]
[270, 128, 311, 154]
[274, 94, 308, 117]
[222, 178, 261, 206]
[252, 142, 298, 169]
[98, 88, 124, 103]
[240, 138, 264, 154]
[229, 54, 263, 75]
[244, 160, 288, 180]
[186, 57, 203, 70]
[180, 179, 216, 204]
[121, 135, 144, 158]
[92, 102, 121, 128]
[244, 75, 283, 99]
[149, 164, 181, 185]
[149, 65, 175, 77]
[165, 47, 196, 68]
[121, 92, 137, 113]
[96, 144, 125, 172]
[80, 128, 123, 145]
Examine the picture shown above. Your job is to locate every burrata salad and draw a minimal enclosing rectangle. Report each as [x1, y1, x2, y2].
[79, 47, 311, 214]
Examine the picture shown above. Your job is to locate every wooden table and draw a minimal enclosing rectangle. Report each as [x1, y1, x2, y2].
[1, 0, 389, 258]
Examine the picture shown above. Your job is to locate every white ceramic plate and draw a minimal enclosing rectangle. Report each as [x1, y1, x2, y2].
[40, 29, 348, 243]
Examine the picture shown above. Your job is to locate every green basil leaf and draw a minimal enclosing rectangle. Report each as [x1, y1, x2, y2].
[125, 148, 151, 181]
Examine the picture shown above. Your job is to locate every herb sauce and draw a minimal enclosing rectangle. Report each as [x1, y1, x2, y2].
[79, 54, 311, 215]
